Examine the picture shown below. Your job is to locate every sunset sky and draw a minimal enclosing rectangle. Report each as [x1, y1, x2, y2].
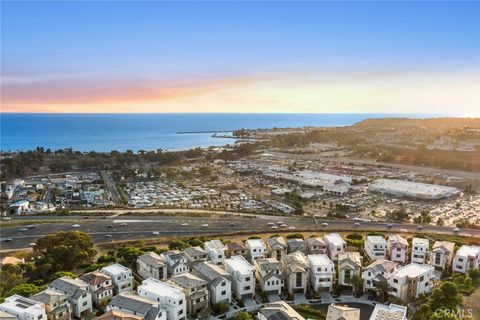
[1, 1, 479, 114]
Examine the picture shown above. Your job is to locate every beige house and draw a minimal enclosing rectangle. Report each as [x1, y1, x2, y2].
[31, 289, 72, 320]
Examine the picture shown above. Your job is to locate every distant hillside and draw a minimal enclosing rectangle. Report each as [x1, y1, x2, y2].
[353, 117, 480, 129]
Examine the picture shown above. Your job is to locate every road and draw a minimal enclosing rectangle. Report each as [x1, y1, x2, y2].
[101, 171, 122, 205]
[1, 214, 478, 251]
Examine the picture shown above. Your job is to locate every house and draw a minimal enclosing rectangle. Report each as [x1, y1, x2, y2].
[0, 256, 25, 268]
[287, 238, 306, 254]
[388, 263, 435, 302]
[183, 247, 207, 266]
[281, 252, 309, 294]
[98, 309, 143, 320]
[204, 240, 227, 265]
[79, 271, 114, 306]
[257, 301, 305, 320]
[324, 233, 346, 262]
[338, 252, 362, 286]
[369, 303, 407, 320]
[48, 276, 92, 318]
[245, 239, 267, 262]
[430, 241, 455, 271]
[411, 238, 430, 264]
[226, 242, 248, 258]
[267, 237, 287, 261]
[223, 255, 255, 299]
[101, 264, 133, 294]
[305, 237, 327, 255]
[137, 252, 167, 281]
[31, 289, 72, 320]
[0, 311, 16, 320]
[363, 259, 398, 295]
[137, 278, 186, 320]
[254, 258, 283, 295]
[192, 261, 232, 304]
[169, 273, 209, 317]
[107, 292, 166, 320]
[161, 251, 189, 276]
[452, 245, 480, 274]
[364, 236, 388, 261]
[308, 254, 335, 293]
[326, 304, 360, 320]
[0, 295, 47, 320]
[388, 235, 408, 264]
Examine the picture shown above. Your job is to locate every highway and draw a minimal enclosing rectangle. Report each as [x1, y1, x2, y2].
[1, 214, 478, 251]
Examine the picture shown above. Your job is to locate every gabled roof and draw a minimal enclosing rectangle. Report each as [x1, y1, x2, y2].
[267, 237, 287, 250]
[109, 292, 157, 316]
[31, 288, 66, 305]
[49, 276, 87, 299]
[388, 234, 408, 247]
[184, 246, 206, 257]
[338, 252, 362, 269]
[170, 272, 206, 289]
[305, 237, 326, 247]
[364, 259, 398, 274]
[137, 252, 166, 268]
[226, 241, 246, 251]
[432, 241, 455, 254]
[193, 261, 230, 284]
[79, 271, 111, 285]
[282, 252, 308, 273]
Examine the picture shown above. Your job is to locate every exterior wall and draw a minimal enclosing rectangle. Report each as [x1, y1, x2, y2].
[211, 280, 231, 304]
[285, 271, 307, 294]
[365, 240, 387, 261]
[390, 245, 407, 264]
[137, 259, 167, 281]
[68, 291, 92, 318]
[137, 286, 186, 320]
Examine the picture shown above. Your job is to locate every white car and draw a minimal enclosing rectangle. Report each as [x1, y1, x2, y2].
[354, 222, 360, 226]
[152, 231, 160, 235]
[267, 222, 274, 226]
[201, 224, 209, 228]
[105, 234, 112, 238]
[19, 228, 28, 232]
[321, 222, 328, 227]
[29, 243, 36, 246]
[453, 227, 460, 233]
[277, 221, 284, 225]
[280, 224, 287, 228]
[288, 226, 296, 230]
[271, 226, 278, 229]
[72, 224, 80, 228]
[2, 217, 11, 221]
[120, 223, 127, 226]
[181, 223, 189, 226]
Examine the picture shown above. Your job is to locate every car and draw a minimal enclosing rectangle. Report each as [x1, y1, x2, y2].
[105, 234, 112, 238]
[453, 227, 460, 233]
[288, 226, 296, 230]
[29, 242, 36, 246]
[267, 222, 274, 226]
[181, 223, 189, 226]
[416, 225, 424, 230]
[4, 238, 13, 242]
[354, 222, 360, 226]
[229, 223, 236, 226]
[107, 225, 113, 228]
[2, 217, 12, 221]
[271, 226, 278, 229]
[280, 224, 287, 228]
[277, 221, 284, 224]
[72, 224, 80, 228]
[120, 223, 127, 226]
[152, 231, 160, 235]
[26, 225, 35, 229]
[201, 224, 209, 228]
[321, 222, 328, 226]
[19, 228, 28, 232]
[386, 224, 393, 228]
[83, 216, 89, 219]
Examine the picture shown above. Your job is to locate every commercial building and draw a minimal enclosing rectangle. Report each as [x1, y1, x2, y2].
[369, 179, 460, 200]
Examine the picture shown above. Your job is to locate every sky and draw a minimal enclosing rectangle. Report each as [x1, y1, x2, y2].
[1, 1, 479, 114]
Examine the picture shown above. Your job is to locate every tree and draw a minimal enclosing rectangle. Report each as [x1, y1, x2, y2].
[52, 271, 77, 280]
[0, 265, 25, 298]
[437, 218, 445, 226]
[168, 240, 189, 251]
[34, 231, 96, 271]
[350, 275, 363, 297]
[332, 284, 342, 296]
[235, 311, 253, 320]
[7, 283, 41, 297]
[117, 247, 144, 267]
[377, 280, 390, 302]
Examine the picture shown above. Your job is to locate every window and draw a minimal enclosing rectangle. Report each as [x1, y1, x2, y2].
[82, 301, 88, 306]
[221, 290, 226, 295]
[245, 277, 250, 282]
[396, 254, 401, 258]
[393, 279, 398, 284]
[244, 286, 250, 290]
[179, 299, 183, 305]
[221, 282, 226, 287]
[296, 272, 302, 287]
[420, 276, 424, 282]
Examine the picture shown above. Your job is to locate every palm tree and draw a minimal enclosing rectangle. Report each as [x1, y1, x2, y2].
[377, 280, 390, 302]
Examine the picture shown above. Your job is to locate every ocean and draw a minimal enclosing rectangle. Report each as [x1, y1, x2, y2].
[1, 113, 432, 152]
